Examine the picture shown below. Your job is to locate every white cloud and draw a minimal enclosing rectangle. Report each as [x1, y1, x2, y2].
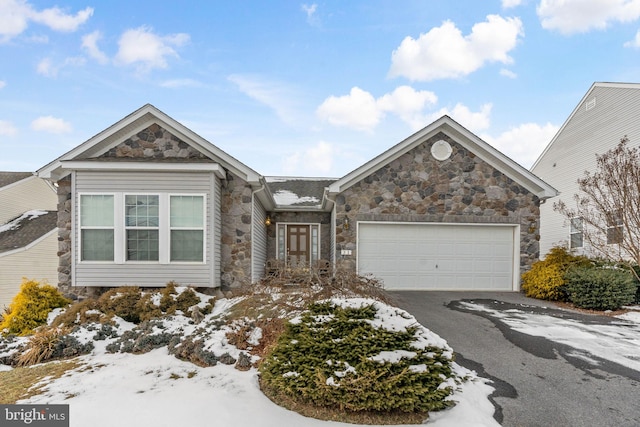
[624, 29, 640, 47]
[482, 122, 559, 167]
[428, 103, 493, 133]
[30, 5, 93, 32]
[537, 0, 640, 35]
[301, 3, 319, 26]
[283, 141, 335, 175]
[377, 86, 439, 130]
[500, 68, 518, 78]
[82, 30, 109, 64]
[229, 74, 301, 124]
[0, 0, 92, 43]
[389, 15, 524, 81]
[0, 80, 6, 89]
[317, 87, 382, 131]
[36, 56, 85, 77]
[30, 116, 72, 134]
[502, 0, 523, 7]
[0, 120, 18, 136]
[115, 26, 190, 72]
[36, 57, 55, 76]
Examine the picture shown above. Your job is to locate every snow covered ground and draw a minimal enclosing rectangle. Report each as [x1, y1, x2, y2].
[1, 294, 501, 427]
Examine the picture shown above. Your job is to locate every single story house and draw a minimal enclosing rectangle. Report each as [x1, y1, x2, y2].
[0, 172, 58, 309]
[37, 104, 556, 297]
[531, 82, 640, 258]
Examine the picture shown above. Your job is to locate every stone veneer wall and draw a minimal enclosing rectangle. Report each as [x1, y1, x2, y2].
[54, 124, 254, 298]
[266, 212, 332, 261]
[334, 132, 541, 277]
[220, 174, 253, 288]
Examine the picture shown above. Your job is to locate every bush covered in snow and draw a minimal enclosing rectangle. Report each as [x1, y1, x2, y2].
[0, 279, 70, 336]
[259, 299, 460, 414]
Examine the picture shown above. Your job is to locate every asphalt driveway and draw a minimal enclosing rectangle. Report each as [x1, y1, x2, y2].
[389, 291, 640, 427]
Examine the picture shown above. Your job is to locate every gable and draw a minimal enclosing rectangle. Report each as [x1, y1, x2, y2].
[330, 115, 557, 200]
[38, 104, 261, 184]
[531, 82, 640, 174]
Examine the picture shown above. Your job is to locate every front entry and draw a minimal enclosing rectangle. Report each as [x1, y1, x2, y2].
[276, 223, 321, 266]
[287, 225, 310, 265]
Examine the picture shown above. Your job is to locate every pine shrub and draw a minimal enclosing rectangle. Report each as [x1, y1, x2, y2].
[564, 266, 636, 311]
[521, 246, 590, 301]
[0, 279, 70, 336]
[259, 301, 456, 414]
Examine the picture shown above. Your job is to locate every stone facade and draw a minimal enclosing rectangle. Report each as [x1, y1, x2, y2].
[220, 174, 253, 288]
[333, 132, 541, 276]
[102, 124, 209, 160]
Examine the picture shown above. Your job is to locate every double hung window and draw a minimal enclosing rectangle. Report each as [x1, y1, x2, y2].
[79, 193, 205, 263]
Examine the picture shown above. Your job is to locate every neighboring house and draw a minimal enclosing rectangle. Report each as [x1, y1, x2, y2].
[37, 104, 556, 298]
[531, 82, 640, 258]
[0, 172, 58, 310]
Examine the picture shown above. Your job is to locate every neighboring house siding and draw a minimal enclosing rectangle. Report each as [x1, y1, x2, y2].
[334, 132, 541, 277]
[72, 170, 216, 288]
[0, 231, 58, 310]
[252, 197, 267, 281]
[532, 85, 640, 257]
[0, 177, 57, 224]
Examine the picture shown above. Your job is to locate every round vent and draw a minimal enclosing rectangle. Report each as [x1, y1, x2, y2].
[431, 140, 452, 161]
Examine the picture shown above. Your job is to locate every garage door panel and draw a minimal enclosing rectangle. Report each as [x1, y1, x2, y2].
[358, 223, 515, 291]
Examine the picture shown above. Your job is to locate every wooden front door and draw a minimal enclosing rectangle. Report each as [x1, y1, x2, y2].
[287, 225, 310, 266]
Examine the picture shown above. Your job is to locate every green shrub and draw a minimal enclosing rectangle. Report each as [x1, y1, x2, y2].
[97, 287, 144, 323]
[565, 267, 636, 311]
[521, 246, 590, 301]
[0, 279, 70, 336]
[259, 301, 456, 414]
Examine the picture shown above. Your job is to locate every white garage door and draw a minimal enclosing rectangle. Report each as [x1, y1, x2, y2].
[357, 222, 517, 291]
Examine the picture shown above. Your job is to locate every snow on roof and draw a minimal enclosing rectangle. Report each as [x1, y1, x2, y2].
[272, 190, 321, 207]
[0, 210, 49, 234]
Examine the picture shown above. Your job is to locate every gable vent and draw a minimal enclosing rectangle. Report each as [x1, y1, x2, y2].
[585, 97, 596, 111]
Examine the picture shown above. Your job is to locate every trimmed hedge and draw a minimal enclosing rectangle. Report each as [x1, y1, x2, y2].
[565, 267, 636, 311]
[259, 301, 456, 414]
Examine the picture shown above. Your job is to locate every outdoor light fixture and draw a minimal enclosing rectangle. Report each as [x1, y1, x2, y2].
[343, 217, 350, 230]
[265, 215, 272, 226]
[528, 220, 536, 234]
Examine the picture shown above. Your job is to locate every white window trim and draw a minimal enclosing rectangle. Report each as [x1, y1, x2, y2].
[78, 192, 206, 265]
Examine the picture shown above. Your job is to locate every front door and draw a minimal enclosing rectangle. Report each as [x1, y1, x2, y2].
[287, 225, 310, 266]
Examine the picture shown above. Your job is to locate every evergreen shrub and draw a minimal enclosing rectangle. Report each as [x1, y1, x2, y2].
[521, 246, 590, 301]
[565, 266, 636, 310]
[0, 279, 70, 336]
[259, 301, 456, 414]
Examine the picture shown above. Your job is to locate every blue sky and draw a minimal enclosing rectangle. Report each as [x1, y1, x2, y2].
[1, 0, 640, 177]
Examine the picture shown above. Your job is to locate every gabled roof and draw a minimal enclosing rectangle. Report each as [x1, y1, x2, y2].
[531, 82, 640, 171]
[328, 115, 558, 200]
[265, 177, 337, 211]
[0, 172, 33, 189]
[37, 104, 261, 183]
[0, 210, 57, 254]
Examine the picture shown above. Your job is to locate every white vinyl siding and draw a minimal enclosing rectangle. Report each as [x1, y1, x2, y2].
[73, 171, 217, 288]
[251, 198, 267, 281]
[532, 85, 640, 258]
[0, 231, 58, 309]
[357, 222, 518, 291]
[0, 177, 57, 224]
